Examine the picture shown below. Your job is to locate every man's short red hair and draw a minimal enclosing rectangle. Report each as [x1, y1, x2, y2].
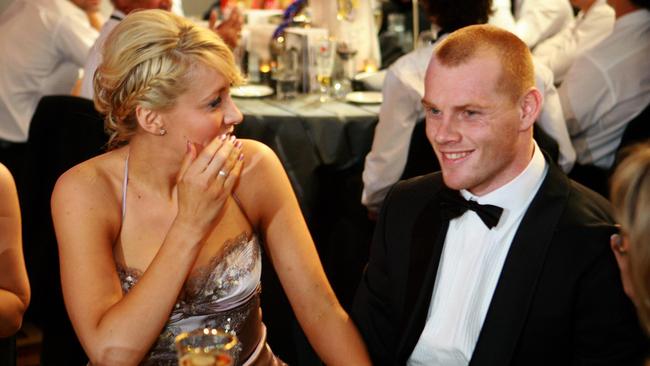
[434, 24, 535, 103]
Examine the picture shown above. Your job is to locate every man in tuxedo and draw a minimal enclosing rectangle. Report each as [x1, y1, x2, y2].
[352, 24, 645, 366]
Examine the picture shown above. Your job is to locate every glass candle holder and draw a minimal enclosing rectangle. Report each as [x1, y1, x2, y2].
[175, 328, 238, 366]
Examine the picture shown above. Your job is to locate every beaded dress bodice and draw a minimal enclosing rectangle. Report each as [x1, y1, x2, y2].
[117, 233, 262, 365]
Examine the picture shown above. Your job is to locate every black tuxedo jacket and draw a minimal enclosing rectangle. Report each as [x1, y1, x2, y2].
[352, 160, 646, 365]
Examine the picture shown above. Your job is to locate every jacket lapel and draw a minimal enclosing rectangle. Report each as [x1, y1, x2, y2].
[469, 162, 570, 366]
[396, 188, 449, 363]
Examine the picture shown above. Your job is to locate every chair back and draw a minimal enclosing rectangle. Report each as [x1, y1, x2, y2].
[23, 95, 107, 365]
[616, 102, 650, 162]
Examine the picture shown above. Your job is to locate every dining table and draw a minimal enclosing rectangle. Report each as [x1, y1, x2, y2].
[233, 92, 380, 223]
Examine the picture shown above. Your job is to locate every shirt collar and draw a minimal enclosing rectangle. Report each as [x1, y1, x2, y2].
[614, 8, 650, 30]
[460, 141, 547, 216]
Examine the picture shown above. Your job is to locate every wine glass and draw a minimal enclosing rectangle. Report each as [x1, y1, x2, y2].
[175, 328, 238, 366]
[314, 38, 336, 102]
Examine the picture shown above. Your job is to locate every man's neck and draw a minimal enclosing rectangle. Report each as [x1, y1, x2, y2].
[580, 0, 598, 13]
[612, 1, 641, 19]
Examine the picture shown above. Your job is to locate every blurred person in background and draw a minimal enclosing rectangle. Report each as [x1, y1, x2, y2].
[79, 0, 243, 100]
[610, 143, 650, 338]
[0, 163, 30, 364]
[310, 0, 382, 73]
[489, 0, 574, 49]
[0, 0, 100, 176]
[533, 0, 615, 84]
[560, 0, 650, 175]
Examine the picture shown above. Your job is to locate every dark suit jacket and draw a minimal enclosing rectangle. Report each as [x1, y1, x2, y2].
[352, 159, 646, 365]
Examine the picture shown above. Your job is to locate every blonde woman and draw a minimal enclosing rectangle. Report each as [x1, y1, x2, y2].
[610, 143, 650, 335]
[51, 9, 370, 365]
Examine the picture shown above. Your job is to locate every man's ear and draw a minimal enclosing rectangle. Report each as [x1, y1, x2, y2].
[135, 105, 164, 136]
[519, 87, 543, 131]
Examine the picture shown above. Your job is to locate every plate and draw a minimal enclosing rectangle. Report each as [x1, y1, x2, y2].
[230, 85, 274, 98]
[353, 70, 385, 91]
[345, 91, 383, 105]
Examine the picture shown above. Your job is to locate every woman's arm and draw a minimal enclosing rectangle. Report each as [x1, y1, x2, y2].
[236, 140, 371, 365]
[0, 164, 30, 338]
[52, 139, 242, 365]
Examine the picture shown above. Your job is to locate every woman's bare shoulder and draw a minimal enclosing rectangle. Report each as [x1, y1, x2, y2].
[238, 139, 282, 179]
[0, 164, 18, 216]
[0, 164, 16, 197]
[52, 149, 126, 217]
[233, 139, 295, 225]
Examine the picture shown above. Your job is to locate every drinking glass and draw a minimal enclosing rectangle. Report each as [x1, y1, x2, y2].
[274, 48, 299, 100]
[314, 38, 336, 102]
[175, 328, 238, 366]
[333, 40, 358, 99]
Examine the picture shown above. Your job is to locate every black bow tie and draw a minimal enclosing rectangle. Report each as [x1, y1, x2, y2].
[439, 189, 504, 229]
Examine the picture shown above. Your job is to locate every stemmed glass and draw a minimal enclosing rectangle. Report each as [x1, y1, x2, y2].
[314, 38, 336, 102]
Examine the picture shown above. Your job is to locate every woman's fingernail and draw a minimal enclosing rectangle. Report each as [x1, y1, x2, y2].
[186, 140, 192, 153]
[220, 134, 228, 141]
[238, 153, 244, 161]
[236, 140, 243, 149]
[229, 135, 236, 142]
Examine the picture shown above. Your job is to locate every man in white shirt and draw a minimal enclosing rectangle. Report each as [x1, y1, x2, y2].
[352, 24, 644, 366]
[533, 0, 615, 83]
[0, 0, 100, 177]
[488, 0, 575, 48]
[559, 0, 650, 170]
[361, 0, 575, 216]
[79, 0, 242, 100]
[0, 0, 99, 143]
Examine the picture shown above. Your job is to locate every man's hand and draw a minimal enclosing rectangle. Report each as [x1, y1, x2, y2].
[208, 8, 243, 49]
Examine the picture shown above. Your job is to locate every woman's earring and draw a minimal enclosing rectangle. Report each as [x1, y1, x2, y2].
[159, 128, 167, 136]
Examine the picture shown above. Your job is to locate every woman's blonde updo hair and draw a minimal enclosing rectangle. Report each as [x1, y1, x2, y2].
[94, 9, 244, 148]
[610, 143, 650, 334]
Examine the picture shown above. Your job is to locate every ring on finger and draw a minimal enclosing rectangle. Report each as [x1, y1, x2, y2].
[218, 170, 228, 178]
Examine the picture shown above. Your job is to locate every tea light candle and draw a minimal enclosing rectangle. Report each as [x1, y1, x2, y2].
[259, 60, 272, 84]
[363, 60, 378, 73]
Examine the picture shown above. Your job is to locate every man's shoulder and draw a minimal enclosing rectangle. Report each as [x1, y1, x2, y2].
[383, 172, 444, 211]
[393, 172, 443, 193]
[538, 167, 614, 231]
[561, 178, 614, 226]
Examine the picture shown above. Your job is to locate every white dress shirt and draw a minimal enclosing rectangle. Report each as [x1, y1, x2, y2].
[361, 39, 573, 213]
[408, 143, 548, 366]
[0, 0, 98, 142]
[79, 9, 124, 100]
[559, 9, 650, 169]
[533, 0, 614, 83]
[489, 0, 574, 48]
